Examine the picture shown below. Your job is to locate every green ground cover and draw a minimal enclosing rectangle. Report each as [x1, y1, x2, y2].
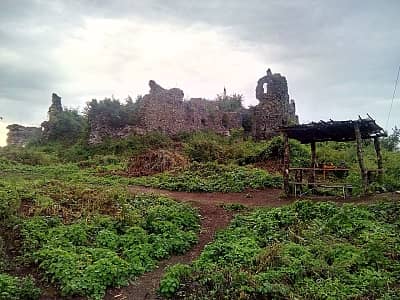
[0, 128, 399, 299]
[0, 158, 200, 299]
[130, 162, 282, 192]
[160, 200, 400, 299]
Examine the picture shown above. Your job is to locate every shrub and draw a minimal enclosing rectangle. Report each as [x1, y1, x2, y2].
[0, 146, 57, 165]
[42, 108, 87, 143]
[0, 182, 20, 222]
[256, 136, 310, 167]
[0, 274, 40, 300]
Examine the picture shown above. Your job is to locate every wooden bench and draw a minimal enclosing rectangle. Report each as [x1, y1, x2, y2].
[290, 181, 353, 199]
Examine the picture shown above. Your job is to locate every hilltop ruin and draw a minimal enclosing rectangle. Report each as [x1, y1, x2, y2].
[7, 69, 298, 146]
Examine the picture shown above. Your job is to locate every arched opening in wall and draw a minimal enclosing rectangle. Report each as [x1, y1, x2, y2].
[263, 82, 268, 94]
[201, 119, 206, 126]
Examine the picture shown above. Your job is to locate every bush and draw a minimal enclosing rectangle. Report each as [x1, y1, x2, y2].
[183, 131, 271, 165]
[382, 151, 400, 191]
[256, 136, 310, 167]
[42, 108, 87, 143]
[159, 264, 192, 297]
[86, 97, 142, 128]
[0, 182, 20, 222]
[0, 146, 57, 165]
[0, 274, 40, 300]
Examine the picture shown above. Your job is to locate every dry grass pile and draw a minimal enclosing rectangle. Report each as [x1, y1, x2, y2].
[127, 149, 188, 177]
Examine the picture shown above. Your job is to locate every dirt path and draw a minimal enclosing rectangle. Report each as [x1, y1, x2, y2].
[105, 187, 399, 300]
[104, 192, 229, 300]
[105, 187, 285, 300]
[129, 186, 286, 207]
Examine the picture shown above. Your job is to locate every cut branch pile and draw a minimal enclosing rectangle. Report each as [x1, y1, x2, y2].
[127, 149, 188, 177]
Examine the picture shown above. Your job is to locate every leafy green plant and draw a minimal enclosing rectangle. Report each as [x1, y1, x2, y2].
[0, 182, 20, 222]
[220, 203, 249, 212]
[18, 194, 199, 299]
[159, 264, 192, 297]
[0, 274, 40, 300]
[160, 200, 400, 299]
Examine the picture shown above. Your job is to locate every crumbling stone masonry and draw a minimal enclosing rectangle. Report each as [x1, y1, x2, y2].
[88, 80, 242, 143]
[251, 69, 298, 139]
[41, 93, 63, 140]
[136, 80, 241, 135]
[6, 124, 42, 146]
[7, 68, 299, 145]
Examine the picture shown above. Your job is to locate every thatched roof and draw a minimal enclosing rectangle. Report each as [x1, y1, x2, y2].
[281, 116, 385, 144]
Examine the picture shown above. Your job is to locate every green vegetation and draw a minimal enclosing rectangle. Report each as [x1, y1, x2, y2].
[41, 108, 87, 143]
[0, 274, 40, 300]
[182, 132, 310, 166]
[160, 200, 400, 299]
[21, 194, 199, 299]
[381, 126, 400, 152]
[131, 162, 282, 192]
[1, 122, 400, 299]
[215, 93, 244, 112]
[0, 155, 199, 299]
[86, 96, 143, 128]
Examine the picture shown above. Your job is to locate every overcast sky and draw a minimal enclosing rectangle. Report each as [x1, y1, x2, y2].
[1, 0, 399, 146]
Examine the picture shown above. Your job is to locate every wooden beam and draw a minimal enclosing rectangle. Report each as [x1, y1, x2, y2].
[354, 123, 368, 193]
[373, 136, 383, 183]
[283, 133, 290, 196]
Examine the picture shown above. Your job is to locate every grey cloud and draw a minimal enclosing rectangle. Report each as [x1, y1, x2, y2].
[0, 0, 399, 130]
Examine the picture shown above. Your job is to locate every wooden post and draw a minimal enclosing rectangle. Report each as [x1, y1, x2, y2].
[354, 123, 368, 193]
[310, 141, 316, 184]
[373, 136, 383, 183]
[283, 133, 290, 196]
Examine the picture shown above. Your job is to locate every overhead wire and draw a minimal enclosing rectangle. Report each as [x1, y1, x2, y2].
[385, 64, 400, 131]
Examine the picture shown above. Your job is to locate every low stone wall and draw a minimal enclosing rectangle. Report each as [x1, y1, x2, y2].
[6, 124, 42, 146]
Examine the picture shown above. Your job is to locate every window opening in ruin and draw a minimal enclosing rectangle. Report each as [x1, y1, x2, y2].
[201, 118, 206, 126]
[263, 82, 268, 94]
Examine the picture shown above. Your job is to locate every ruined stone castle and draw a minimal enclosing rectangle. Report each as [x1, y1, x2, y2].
[7, 69, 298, 146]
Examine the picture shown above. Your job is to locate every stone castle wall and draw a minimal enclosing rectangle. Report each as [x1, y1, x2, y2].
[6, 124, 42, 146]
[7, 68, 298, 146]
[88, 80, 242, 143]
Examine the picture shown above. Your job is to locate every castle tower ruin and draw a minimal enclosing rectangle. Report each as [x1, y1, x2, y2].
[251, 68, 298, 139]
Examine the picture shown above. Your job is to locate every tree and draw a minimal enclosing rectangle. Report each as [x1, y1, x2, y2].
[42, 108, 87, 142]
[216, 93, 243, 112]
[381, 126, 400, 151]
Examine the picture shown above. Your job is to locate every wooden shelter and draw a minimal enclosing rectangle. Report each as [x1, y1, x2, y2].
[280, 117, 386, 196]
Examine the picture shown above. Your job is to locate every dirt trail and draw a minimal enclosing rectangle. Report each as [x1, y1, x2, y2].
[129, 186, 286, 207]
[105, 187, 399, 300]
[105, 187, 284, 300]
[105, 192, 228, 300]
